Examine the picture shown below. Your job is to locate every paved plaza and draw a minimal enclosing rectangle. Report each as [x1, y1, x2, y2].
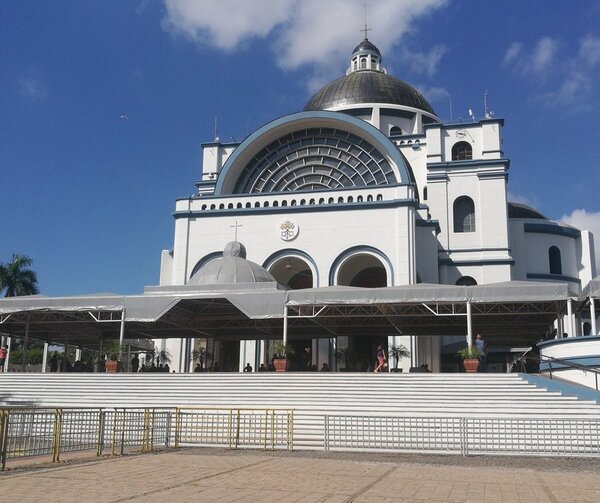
[2, 449, 600, 502]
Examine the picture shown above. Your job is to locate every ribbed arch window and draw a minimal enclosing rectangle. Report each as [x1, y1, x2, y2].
[549, 246, 562, 275]
[389, 126, 402, 136]
[452, 141, 472, 161]
[233, 127, 398, 194]
[453, 196, 476, 233]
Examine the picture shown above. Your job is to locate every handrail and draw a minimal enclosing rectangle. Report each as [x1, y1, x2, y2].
[512, 350, 600, 390]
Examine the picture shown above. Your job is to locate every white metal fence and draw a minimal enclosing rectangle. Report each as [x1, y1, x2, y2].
[324, 415, 600, 457]
[3, 408, 600, 469]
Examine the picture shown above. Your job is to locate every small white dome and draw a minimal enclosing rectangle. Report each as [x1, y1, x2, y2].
[188, 242, 276, 285]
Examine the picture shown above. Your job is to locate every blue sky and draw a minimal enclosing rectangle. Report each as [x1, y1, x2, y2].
[1, 0, 599, 296]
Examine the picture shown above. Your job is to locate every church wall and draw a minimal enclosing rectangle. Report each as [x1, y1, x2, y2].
[177, 204, 414, 287]
[415, 225, 439, 283]
[579, 230, 596, 286]
[159, 250, 173, 285]
[508, 220, 527, 280]
[524, 231, 581, 286]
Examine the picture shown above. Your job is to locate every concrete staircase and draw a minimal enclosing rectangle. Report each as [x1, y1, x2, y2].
[1, 373, 599, 451]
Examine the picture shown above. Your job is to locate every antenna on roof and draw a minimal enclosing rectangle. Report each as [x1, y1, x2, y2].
[449, 96, 453, 121]
[361, 3, 372, 39]
[214, 116, 219, 142]
[468, 108, 475, 122]
[484, 89, 494, 118]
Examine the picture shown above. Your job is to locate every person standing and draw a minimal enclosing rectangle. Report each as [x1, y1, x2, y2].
[0, 346, 7, 372]
[475, 333, 487, 372]
[131, 354, 139, 373]
[244, 363, 253, 372]
[374, 345, 387, 373]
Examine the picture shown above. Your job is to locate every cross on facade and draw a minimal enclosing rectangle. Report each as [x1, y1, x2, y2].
[230, 220, 242, 241]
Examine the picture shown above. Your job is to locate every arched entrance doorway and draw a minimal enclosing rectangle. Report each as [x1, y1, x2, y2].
[334, 252, 389, 370]
[268, 256, 315, 290]
[267, 255, 316, 370]
[336, 253, 388, 287]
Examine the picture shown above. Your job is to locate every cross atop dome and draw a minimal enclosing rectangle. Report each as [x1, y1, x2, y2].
[360, 3, 372, 40]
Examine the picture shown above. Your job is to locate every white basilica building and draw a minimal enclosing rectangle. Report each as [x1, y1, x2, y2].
[158, 39, 596, 373]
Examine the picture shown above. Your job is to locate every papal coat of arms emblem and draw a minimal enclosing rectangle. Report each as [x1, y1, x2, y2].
[279, 219, 299, 241]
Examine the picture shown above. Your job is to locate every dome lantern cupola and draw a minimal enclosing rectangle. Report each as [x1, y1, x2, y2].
[347, 38, 385, 75]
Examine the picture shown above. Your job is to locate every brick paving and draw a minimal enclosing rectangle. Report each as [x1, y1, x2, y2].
[2, 449, 600, 502]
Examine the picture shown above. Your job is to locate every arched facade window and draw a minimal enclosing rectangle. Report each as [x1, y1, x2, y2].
[360, 57, 367, 69]
[389, 126, 402, 136]
[549, 246, 562, 275]
[456, 276, 477, 286]
[453, 196, 476, 233]
[451, 141, 473, 161]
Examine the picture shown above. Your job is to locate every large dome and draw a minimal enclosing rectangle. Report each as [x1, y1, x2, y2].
[304, 67, 435, 114]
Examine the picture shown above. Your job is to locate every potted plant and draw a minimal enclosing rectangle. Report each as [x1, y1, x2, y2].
[269, 341, 295, 372]
[457, 346, 482, 373]
[389, 344, 410, 372]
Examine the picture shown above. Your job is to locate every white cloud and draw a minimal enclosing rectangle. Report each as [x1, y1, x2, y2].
[530, 37, 557, 74]
[18, 76, 46, 98]
[415, 84, 449, 103]
[560, 209, 600, 271]
[541, 70, 591, 107]
[507, 191, 541, 211]
[579, 35, 600, 68]
[163, 0, 449, 82]
[503, 37, 557, 76]
[503, 42, 521, 65]
[162, 0, 295, 51]
[404, 44, 447, 78]
[504, 35, 600, 108]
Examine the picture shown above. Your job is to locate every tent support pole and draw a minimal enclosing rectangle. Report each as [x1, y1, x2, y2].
[567, 299, 574, 337]
[119, 309, 126, 362]
[42, 342, 49, 373]
[590, 296, 597, 335]
[283, 305, 288, 347]
[466, 301, 473, 347]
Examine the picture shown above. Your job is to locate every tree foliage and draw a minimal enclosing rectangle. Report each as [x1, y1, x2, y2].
[0, 254, 39, 297]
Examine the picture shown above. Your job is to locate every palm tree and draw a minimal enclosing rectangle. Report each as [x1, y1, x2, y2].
[191, 347, 211, 369]
[0, 254, 39, 369]
[0, 254, 39, 297]
[389, 344, 411, 371]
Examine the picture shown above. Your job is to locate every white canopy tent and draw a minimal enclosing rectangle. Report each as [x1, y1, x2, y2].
[0, 281, 576, 352]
